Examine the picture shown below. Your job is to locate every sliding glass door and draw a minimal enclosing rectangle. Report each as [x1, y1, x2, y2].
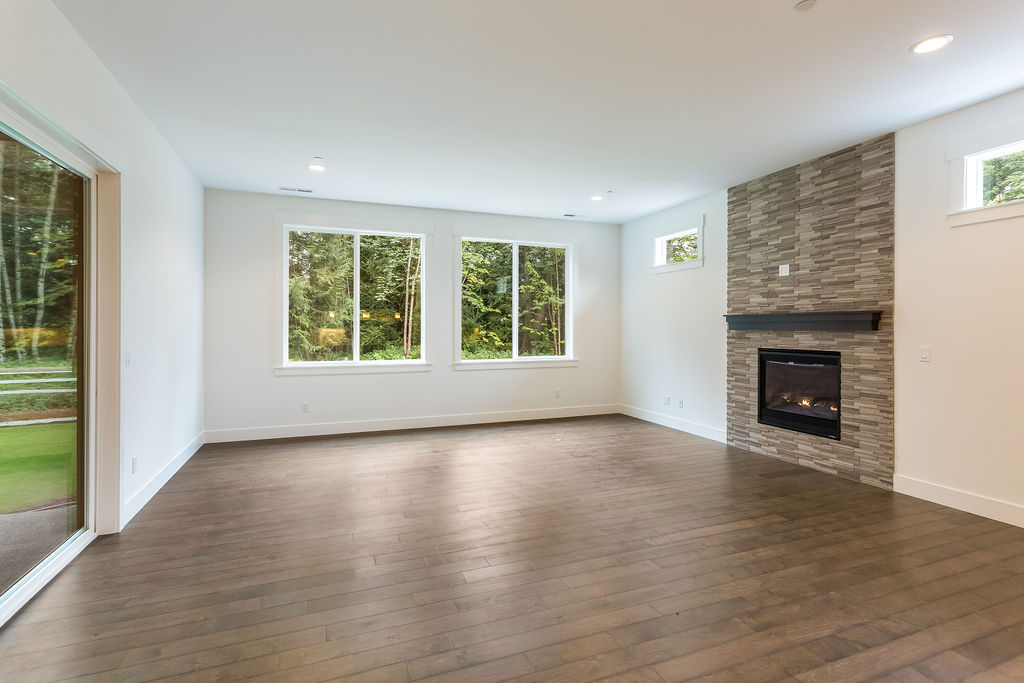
[0, 128, 85, 598]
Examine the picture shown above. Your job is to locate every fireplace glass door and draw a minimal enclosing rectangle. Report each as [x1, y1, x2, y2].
[758, 349, 840, 439]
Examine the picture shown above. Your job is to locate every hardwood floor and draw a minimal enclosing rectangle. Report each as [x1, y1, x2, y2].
[2, 414, 1024, 682]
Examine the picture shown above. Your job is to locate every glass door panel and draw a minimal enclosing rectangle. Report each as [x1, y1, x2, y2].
[0, 129, 85, 596]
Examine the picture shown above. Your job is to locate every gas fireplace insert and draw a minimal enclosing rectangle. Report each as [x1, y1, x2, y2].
[758, 348, 841, 440]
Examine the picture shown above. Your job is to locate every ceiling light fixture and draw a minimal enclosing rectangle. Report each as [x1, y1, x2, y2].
[308, 156, 326, 172]
[793, 0, 817, 12]
[590, 195, 604, 202]
[910, 34, 953, 54]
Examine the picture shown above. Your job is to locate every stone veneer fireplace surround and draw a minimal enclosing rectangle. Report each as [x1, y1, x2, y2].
[726, 134, 895, 488]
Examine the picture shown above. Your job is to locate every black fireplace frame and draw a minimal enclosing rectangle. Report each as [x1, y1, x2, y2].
[758, 348, 841, 440]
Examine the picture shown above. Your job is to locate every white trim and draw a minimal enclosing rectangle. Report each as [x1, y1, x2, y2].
[948, 198, 1024, 228]
[0, 81, 117, 174]
[0, 529, 97, 628]
[894, 474, 1024, 529]
[204, 404, 619, 443]
[618, 404, 727, 443]
[119, 432, 204, 528]
[453, 359, 579, 370]
[649, 259, 705, 274]
[353, 233, 361, 359]
[511, 240, 520, 355]
[275, 361, 431, 376]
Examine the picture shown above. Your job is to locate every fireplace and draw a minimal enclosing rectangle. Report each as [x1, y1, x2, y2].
[758, 349, 841, 440]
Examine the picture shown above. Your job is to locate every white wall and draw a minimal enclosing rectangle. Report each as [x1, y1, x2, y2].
[3, 0, 205, 529]
[203, 189, 619, 440]
[894, 86, 1024, 527]
[618, 191, 728, 442]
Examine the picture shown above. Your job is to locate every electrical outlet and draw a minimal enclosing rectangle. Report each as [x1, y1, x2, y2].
[663, 395, 671, 406]
[131, 456, 137, 474]
[919, 347, 931, 362]
[779, 264, 790, 276]
[554, 389, 560, 398]
[301, 401, 310, 413]
[677, 398, 685, 408]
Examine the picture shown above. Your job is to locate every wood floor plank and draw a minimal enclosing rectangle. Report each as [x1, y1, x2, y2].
[2, 415, 1023, 681]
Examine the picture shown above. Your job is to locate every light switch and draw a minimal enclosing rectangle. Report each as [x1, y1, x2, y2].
[919, 346, 931, 362]
[779, 264, 790, 276]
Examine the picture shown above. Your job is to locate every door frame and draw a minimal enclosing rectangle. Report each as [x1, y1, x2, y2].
[0, 83, 121, 627]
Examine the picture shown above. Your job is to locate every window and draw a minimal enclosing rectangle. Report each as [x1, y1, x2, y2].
[652, 215, 704, 272]
[964, 139, 1024, 209]
[287, 227, 423, 363]
[460, 239, 570, 360]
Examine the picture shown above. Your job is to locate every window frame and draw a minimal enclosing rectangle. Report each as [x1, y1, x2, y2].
[963, 139, 1024, 211]
[454, 236, 576, 369]
[650, 215, 704, 273]
[947, 124, 1024, 228]
[278, 223, 428, 373]
[0, 82, 120, 626]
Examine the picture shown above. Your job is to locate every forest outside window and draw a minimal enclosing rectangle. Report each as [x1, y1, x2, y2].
[460, 239, 570, 361]
[287, 228, 423, 364]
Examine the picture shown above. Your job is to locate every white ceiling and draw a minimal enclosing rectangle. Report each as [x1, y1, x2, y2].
[55, 0, 1024, 224]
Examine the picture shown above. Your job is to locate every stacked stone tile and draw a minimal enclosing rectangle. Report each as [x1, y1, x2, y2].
[726, 134, 895, 488]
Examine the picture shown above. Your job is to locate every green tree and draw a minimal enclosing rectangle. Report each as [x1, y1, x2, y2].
[358, 235, 421, 360]
[0, 134, 81, 368]
[288, 231, 354, 361]
[983, 151, 1024, 205]
[518, 246, 565, 357]
[461, 241, 513, 359]
[666, 232, 698, 263]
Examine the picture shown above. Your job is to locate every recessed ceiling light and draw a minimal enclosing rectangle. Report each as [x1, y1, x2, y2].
[308, 156, 326, 172]
[590, 195, 604, 202]
[910, 34, 953, 54]
[793, 0, 817, 12]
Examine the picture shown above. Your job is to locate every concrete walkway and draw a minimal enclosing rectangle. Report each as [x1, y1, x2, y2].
[0, 506, 74, 593]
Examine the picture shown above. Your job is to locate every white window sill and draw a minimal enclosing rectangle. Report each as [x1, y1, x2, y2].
[452, 358, 579, 371]
[948, 198, 1024, 228]
[274, 361, 432, 376]
[649, 259, 703, 274]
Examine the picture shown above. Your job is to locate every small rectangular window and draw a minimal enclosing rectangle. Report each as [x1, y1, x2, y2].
[287, 228, 423, 363]
[964, 139, 1024, 209]
[460, 239, 570, 360]
[652, 216, 704, 271]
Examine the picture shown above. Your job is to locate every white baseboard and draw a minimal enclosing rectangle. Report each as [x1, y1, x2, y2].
[204, 404, 620, 443]
[0, 529, 96, 628]
[120, 431, 205, 529]
[894, 474, 1024, 529]
[618, 404, 727, 443]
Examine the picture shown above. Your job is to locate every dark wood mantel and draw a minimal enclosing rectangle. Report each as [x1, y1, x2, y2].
[724, 310, 883, 332]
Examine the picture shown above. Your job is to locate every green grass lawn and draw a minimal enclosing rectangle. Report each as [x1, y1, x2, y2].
[0, 422, 77, 514]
